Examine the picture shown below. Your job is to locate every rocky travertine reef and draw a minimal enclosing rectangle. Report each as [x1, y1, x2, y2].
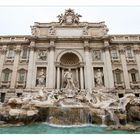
[0, 88, 140, 130]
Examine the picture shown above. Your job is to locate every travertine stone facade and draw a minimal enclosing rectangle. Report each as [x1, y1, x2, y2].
[0, 9, 140, 102]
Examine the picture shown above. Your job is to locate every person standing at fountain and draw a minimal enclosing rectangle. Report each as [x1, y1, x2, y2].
[95, 69, 104, 86]
[64, 69, 75, 89]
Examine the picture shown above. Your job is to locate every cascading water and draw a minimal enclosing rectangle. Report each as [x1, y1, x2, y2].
[80, 109, 84, 123]
[100, 115, 106, 127]
[108, 110, 120, 126]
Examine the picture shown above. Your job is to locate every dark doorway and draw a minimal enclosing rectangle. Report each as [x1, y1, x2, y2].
[118, 93, 124, 98]
[17, 93, 22, 97]
[135, 93, 139, 97]
[1, 93, 6, 103]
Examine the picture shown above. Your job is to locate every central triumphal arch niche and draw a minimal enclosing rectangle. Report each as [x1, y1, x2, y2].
[57, 51, 84, 90]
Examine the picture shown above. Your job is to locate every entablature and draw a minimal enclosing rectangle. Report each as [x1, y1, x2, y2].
[110, 35, 140, 44]
[0, 35, 30, 45]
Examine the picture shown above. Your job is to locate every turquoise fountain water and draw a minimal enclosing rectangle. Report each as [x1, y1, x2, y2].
[0, 123, 140, 134]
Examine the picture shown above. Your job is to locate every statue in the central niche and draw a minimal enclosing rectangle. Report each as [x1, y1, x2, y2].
[95, 69, 104, 86]
[64, 70, 75, 89]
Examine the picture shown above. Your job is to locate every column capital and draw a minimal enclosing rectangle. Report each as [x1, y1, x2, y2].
[55, 62, 60, 67]
[30, 41, 36, 47]
[48, 45, 55, 51]
[133, 45, 140, 54]
[119, 48, 125, 55]
[104, 40, 109, 46]
[50, 40, 55, 46]
[48, 40, 56, 50]
[79, 62, 85, 67]
[83, 40, 91, 50]
[14, 45, 21, 54]
[29, 41, 36, 51]
[103, 40, 111, 51]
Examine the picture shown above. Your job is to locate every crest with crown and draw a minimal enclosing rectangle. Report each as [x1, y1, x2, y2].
[57, 8, 82, 25]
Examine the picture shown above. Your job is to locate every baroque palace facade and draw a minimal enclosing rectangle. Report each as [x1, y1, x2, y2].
[0, 9, 140, 102]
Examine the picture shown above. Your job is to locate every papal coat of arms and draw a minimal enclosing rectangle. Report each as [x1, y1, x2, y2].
[57, 8, 82, 25]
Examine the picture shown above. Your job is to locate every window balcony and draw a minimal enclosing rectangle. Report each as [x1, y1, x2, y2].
[5, 58, 14, 63]
[0, 81, 10, 88]
[111, 58, 121, 63]
[130, 81, 140, 89]
[16, 81, 26, 88]
[19, 58, 28, 63]
[126, 57, 136, 63]
[114, 82, 125, 89]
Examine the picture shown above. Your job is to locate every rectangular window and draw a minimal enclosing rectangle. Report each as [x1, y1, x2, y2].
[7, 49, 14, 58]
[22, 48, 28, 59]
[131, 73, 137, 82]
[19, 72, 25, 82]
[111, 49, 118, 59]
[4, 72, 9, 81]
[115, 72, 122, 84]
[126, 48, 133, 59]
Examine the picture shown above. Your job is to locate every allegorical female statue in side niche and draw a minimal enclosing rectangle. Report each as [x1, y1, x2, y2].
[95, 69, 103, 86]
[38, 69, 46, 86]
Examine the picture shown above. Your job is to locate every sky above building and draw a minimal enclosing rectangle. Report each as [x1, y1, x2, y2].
[0, 0, 140, 35]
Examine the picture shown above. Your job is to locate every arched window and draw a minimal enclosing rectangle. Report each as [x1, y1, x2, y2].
[2, 68, 12, 82]
[129, 69, 139, 83]
[113, 69, 123, 84]
[18, 69, 26, 82]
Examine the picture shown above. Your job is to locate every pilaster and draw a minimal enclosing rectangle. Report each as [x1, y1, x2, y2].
[47, 40, 56, 90]
[26, 41, 35, 89]
[103, 40, 114, 89]
[0, 45, 7, 82]
[84, 40, 93, 91]
[10, 45, 21, 88]
[133, 45, 140, 81]
[119, 46, 130, 89]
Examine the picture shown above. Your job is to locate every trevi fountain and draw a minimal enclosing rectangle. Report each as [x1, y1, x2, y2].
[0, 9, 140, 134]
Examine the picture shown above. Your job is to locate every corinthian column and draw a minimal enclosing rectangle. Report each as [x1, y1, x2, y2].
[119, 47, 130, 89]
[104, 41, 114, 89]
[47, 40, 55, 89]
[80, 66, 84, 89]
[84, 40, 93, 91]
[57, 66, 60, 89]
[10, 45, 21, 88]
[0, 45, 7, 81]
[26, 41, 35, 89]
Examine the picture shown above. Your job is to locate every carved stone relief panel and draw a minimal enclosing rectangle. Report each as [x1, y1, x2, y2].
[37, 50, 47, 61]
[92, 50, 101, 61]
